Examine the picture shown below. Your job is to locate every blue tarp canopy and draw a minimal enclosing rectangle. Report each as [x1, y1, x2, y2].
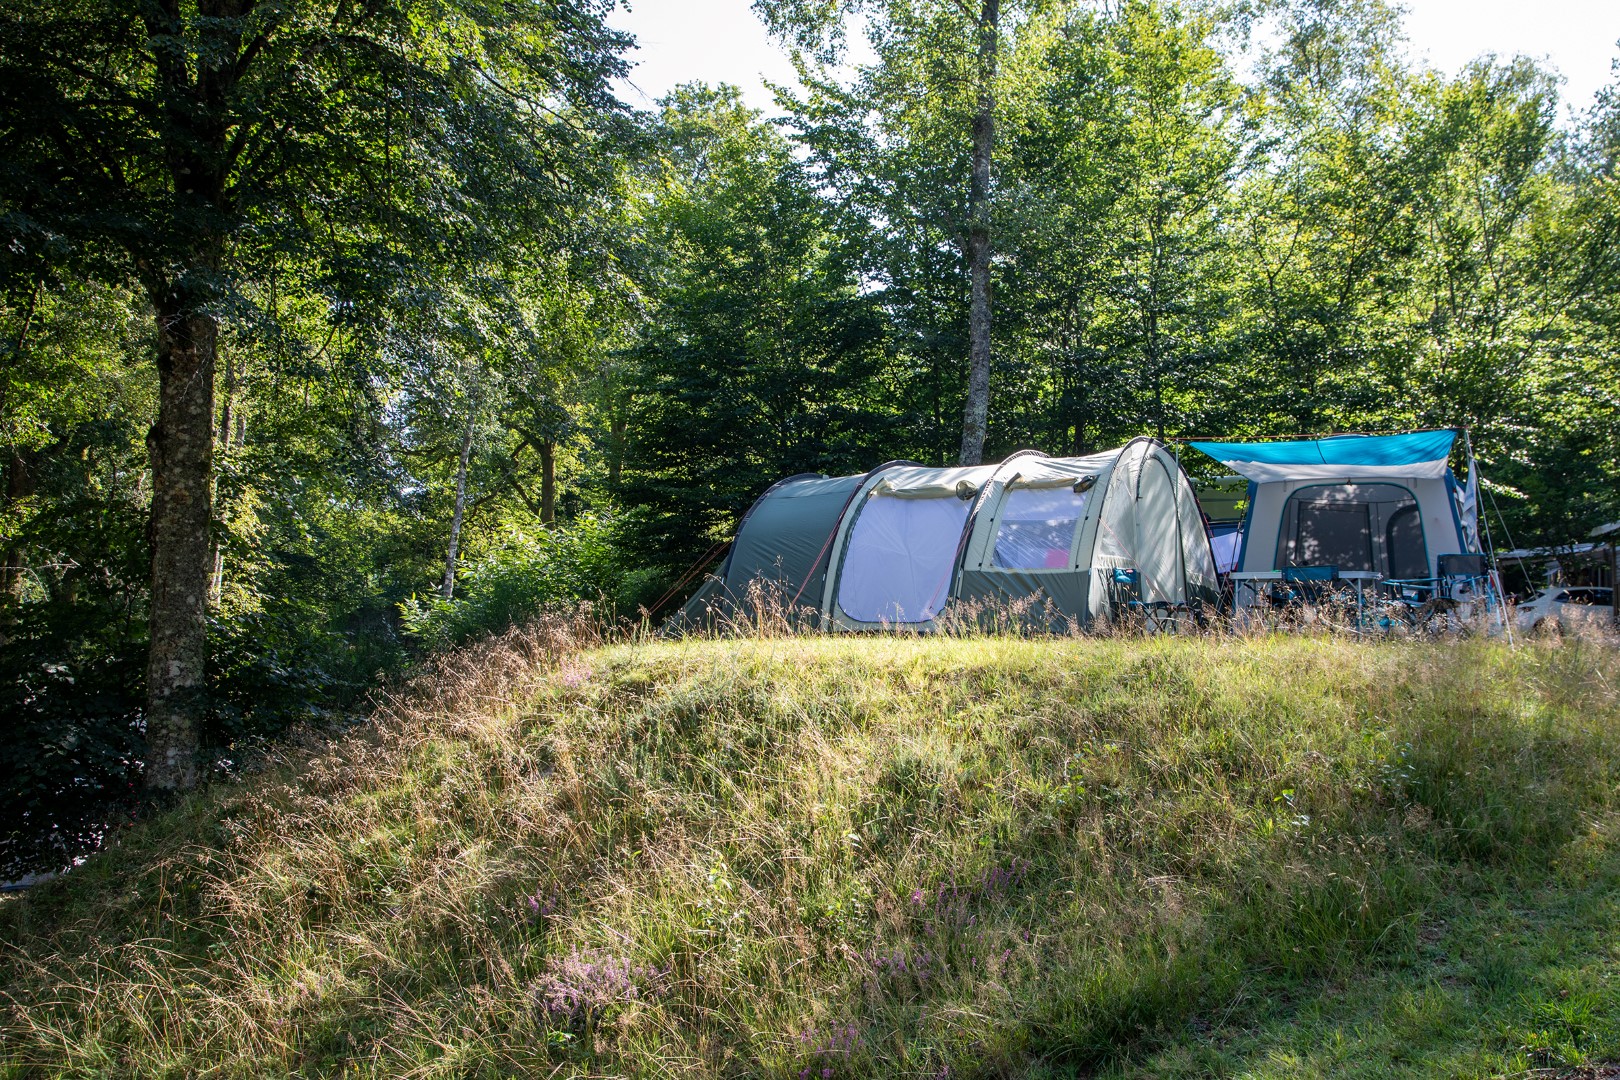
[1187, 430, 1457, 483]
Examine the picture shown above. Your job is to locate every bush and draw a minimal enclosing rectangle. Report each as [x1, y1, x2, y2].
[401, 511, 637, 650]
[0, 601, 145, 881]
[0, 599, 406, 879]
[208, 609, 400, 751]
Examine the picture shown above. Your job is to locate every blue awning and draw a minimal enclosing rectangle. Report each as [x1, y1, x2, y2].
[1187, 430, 1457, 483]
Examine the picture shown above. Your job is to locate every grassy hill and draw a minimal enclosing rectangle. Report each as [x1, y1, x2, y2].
[4, 629, 1620, 1078]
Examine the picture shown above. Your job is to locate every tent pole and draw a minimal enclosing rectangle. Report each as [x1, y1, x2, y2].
[1610, 542, 1617, 632]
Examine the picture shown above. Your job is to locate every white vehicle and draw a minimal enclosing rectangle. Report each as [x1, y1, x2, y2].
[1514, 586, 1616, 636]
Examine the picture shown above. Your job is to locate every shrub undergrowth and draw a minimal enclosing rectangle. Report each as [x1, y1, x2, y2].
[399, 512, 647, 650]
[2, 625, 1618, 1078]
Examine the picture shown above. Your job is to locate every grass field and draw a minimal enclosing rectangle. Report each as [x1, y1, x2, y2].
[4, 627, 1620, 1078]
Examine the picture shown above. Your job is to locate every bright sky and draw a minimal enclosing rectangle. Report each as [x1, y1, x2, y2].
[608, 0, 1620, 121]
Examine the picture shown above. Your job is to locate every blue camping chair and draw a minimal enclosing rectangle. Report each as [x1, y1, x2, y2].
[1271, 565, 1340, 607]
[1437, 553, 1489, 598]
[1111, 567, 1182, 631]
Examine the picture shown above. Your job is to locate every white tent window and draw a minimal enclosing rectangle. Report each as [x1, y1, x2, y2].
[837, 493, 970, 623]
[992, 487, 1088, 569]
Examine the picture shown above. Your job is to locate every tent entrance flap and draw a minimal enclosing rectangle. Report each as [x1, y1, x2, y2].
[836, 492, 970, 623]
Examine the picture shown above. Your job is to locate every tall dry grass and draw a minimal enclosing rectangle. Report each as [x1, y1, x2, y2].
[3, 613, 1619, 1078]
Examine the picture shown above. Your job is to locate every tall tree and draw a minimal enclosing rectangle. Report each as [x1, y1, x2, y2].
[1225, 0, 1420, 434]
[758, 0, 1037, 464]
[0, 0, 628, 791]
[622, 85, 893, 567]
[962, 0, 1002, 464]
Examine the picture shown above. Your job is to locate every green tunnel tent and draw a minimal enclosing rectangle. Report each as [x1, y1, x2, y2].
[672, 439, 1220, 631]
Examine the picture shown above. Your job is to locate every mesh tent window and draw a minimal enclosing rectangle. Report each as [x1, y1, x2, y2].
[1275, 484, 1425, 576]
[1387, 506, 1428, 579]
[992, 486, 1089, 569]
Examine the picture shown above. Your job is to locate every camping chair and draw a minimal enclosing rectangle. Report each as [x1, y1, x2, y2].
[1437, 553, 1489, 599]
[1110, 567, 1181, 632]
[1416, 552, 1494, 634]
[1375, 555, 1491, 636]
[1265, 565, 1348, 625]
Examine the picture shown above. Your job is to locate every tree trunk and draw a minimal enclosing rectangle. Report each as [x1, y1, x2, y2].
[958, 0, 1000, 467]
[1146, 307, 1163, 442]
[144, 292, 218, 795]
[540, 440, 557, 527]
[442, 406, 477, 600]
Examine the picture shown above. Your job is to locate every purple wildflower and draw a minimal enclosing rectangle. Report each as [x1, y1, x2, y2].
[531, 946, 666, 1026]
[795, 1022, 862, 1077]
[523, 889, 557, 923]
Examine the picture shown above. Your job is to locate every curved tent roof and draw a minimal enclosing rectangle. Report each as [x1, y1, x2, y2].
[719, 472, 864, 605]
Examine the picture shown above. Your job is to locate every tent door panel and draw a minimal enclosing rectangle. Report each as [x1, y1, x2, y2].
[1134, 458, 1184, 604]
[1274, 483, 1424, 576]
[835, 493, 970, 624]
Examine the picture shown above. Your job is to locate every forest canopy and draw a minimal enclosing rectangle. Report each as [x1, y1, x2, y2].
[2, 0, 1618, 873]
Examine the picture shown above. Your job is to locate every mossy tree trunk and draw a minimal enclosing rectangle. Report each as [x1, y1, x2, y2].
[143, 277, 219, 794]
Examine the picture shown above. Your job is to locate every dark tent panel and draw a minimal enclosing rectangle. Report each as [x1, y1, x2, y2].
[720, 473, 864, 607]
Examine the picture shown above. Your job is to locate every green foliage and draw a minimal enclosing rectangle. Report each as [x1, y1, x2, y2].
[620, 86, 899, 567]
[767, 0, 1620, 525]
[0, 602, 145, 882]
[401, 513, 634, 649]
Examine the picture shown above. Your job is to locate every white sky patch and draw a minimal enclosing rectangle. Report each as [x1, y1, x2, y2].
[1402, 0, 1620, 118]
[609, 0, 1620, 121]
[610, 0, 804, 113]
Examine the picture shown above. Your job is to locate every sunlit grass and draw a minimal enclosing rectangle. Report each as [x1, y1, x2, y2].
[3, 625, 1619, 1078]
